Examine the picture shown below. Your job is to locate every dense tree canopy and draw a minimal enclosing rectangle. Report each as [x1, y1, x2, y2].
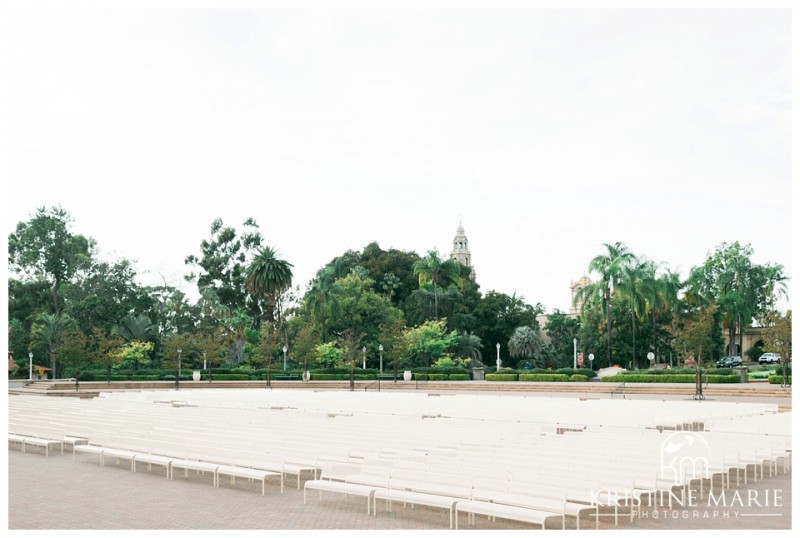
[7, 206, 790, 379]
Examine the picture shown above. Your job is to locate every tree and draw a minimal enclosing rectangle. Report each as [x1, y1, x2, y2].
[544, 310, 581, 364]
[62, 258, 154, 335]
[115, 314, 157, 343]
[763, 310, 792, 366]
[508, 326, 545, 368]
[412, 250, 462, 319]
[57, 327, 90, 390]
[305, 267, 344, 343]
[29, 312, 77, 378]
[185, 218, 263, 317]
[86, 328, 125, 383]
[672, 304, 718, 367]
[689, 242, 787, 357]
[314, 341, 343, 368]
[472, 291, 541, 366]
[576, 242, 635, 367]
[454, 331, 483, 367]
[113, 341, 155, 372]
[616, 259, 656, 369]
[245, 245, 294, 326]
[403, 319, 459, 368]
[8, 206, 94, 315]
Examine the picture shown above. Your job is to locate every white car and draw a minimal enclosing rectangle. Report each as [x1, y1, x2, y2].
[758, 353, 781, 365]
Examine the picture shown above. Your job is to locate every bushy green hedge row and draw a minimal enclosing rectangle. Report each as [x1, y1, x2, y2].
[517, 374, 570, 382]
[601, 374, 740, 383]
[634, 368, 734, 376]
[570, 374, 588, 382]
[485, 374, 519, 381]
[768, 376, 791, 385]
[498, 368, 598, 379]
[449, 374, 470, 381]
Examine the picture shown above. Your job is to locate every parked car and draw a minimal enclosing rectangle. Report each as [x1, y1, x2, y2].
[758, 352, 781, 365]
[716, 356, 743, 368]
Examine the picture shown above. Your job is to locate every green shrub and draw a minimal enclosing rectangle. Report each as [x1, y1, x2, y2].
[206, 374, 250, 381]
[556, 368, 598, 379]
[601, 374, 740, 383]
[769, 375, 791, 385]
[306, 373, 337, 380]
[518, 374, 570, 382]
[428, 373, 449, 381]
[449, 374, 470, 381]
[413, 373, 428, 381]
[570, 374, 588, 382]
[485, 373, 519, 381]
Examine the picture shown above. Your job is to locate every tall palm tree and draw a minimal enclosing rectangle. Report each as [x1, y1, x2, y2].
[30, 312, 77, 378]
[245, 246, 294, 326]
[412, 250, 462, 319]
[575, 242, 635, 367]
[617, 259, 655, 369]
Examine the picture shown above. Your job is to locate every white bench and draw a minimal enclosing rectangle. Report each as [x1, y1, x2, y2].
[170, 459, 219, 484]
[303, 463, 378, 514]
[373, 488, 461, 528]
[8, 435, 63, 457]
[133, 453, 174, 477]
[454, 499, 563, 530]
[215, 465, 283, 495]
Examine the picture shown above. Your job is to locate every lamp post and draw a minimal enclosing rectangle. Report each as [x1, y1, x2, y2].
[379, 344, 384, 374]
[29, 351, 33, 381]
[282, 345, 288, 372]
[362, 347, 366, 369]
[176, 348, 182, 390]
[573, 338, 577, 369]
[496, 343, 501, 371]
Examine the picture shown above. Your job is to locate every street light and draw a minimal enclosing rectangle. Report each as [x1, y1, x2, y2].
[573, 338, 578, 369]
[362, 347, 366, 369]
[379, 344, 384, 374]
[282, 345, 288, 372]
[496, 343, 501, 371]
[176, 348, 182, 390]
[29, 351, 33, 381]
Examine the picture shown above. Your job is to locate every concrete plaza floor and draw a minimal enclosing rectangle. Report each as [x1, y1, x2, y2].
[6, 387, 793, 533]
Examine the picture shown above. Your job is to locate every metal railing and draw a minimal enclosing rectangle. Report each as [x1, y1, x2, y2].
[610, 381, 626, 399]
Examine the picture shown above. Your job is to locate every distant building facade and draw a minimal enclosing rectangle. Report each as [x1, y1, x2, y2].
[569, 275, 593, 318]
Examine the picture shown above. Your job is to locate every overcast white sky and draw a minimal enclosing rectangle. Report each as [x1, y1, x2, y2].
[4, 4, 793, 314]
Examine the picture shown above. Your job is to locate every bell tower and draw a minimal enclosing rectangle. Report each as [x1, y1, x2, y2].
[450, 221, 476, 280]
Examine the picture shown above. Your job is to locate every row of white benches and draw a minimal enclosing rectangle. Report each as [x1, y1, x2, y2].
[9, 390, 790, 529]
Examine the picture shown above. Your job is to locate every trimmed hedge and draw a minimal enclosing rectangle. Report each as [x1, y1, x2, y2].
[601, 374, 740, 383]
[768, 376, 791, 385]
[206, 374, 250, 381]
[449, 374, 470, 381]
[570, 374, 588, 382]
[485, 373, 519, 381]
[518, 374, 570, 382]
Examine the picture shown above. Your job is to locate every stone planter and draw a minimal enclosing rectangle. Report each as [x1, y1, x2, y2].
[403, 370, 412, 381]
[192, 370, 201, 382]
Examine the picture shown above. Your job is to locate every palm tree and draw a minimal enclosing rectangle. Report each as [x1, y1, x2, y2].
[115, 314, 156, 343]
[575, 242, 635, 367]
[30, 312, 77, 379]
[617, 259, 656, 369]
[508, 326, 544, 368]
[412, 250, 462, 319]
[245, 246, 294, 326]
